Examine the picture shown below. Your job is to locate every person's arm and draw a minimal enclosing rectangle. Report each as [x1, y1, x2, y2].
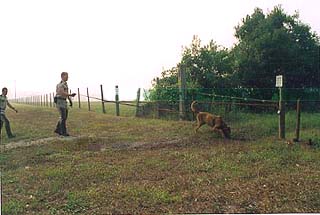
[57, 87, 76, 98]
[57, 87, 69, 98]
[7, 101, 18, 113]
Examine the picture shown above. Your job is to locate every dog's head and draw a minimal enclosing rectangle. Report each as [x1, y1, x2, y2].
[222, 126, 231, 139]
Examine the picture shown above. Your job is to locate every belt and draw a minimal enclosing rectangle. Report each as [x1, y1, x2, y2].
[56, 97, 66, 100]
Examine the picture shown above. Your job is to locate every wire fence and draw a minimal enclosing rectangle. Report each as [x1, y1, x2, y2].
[9, 85, 320, 140]
[11, 85, 320, 118]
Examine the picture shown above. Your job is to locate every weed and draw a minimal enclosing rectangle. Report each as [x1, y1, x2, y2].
[2, 200, 25, 215]
[63, 192, 89, 214]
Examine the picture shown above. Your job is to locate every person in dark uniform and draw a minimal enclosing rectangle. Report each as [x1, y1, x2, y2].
[54, 72, 76, 136]
[0, 87, 18, 138]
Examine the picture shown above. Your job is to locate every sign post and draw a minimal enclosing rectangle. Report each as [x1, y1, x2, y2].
[276, 75, 285, 139]
[115, 85, 120, 116]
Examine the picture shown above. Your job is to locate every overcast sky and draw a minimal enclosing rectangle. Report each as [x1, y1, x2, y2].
[0, 0, 319, 100]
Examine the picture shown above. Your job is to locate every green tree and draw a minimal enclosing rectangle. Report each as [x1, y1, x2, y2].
[180, 35, 233, 90]
[147, 67, 180, 105]
[146, 5, 320, 104]
[233, 5, 320, 98]
[146, 35, 233, 103]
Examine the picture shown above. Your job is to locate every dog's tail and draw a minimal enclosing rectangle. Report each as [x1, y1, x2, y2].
[191, 101, 199, 113]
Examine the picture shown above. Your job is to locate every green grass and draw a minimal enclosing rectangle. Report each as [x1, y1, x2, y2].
[1, 104, 320, 214]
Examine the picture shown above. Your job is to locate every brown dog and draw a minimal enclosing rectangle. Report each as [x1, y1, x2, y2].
[191, 101, 231, 138]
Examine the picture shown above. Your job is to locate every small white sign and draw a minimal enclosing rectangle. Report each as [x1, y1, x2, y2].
[276, 75, 283, 87]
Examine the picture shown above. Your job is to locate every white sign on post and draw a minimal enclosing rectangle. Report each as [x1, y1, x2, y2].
[276, 75, 283, 88]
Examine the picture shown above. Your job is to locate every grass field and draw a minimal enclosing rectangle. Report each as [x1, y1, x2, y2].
[1, 103, 320, 214]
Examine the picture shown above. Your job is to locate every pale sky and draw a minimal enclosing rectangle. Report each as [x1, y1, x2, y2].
[1, 0, 319, 100]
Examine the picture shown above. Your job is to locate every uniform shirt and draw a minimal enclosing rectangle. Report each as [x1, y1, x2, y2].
[56, 81, 69, 98]
[0, 95, 8, 114]
[56, 81, 68, 108]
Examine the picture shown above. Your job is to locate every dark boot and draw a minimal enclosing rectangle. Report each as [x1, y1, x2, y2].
[8, 134, 16, 138]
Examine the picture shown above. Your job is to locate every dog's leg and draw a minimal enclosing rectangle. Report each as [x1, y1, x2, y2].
[194, 115, 203, 133]
[195, 121, 204, 133]
[192, 121, 198, 127]
[212, 126, 226, 138]
[195, 123, 201, 133]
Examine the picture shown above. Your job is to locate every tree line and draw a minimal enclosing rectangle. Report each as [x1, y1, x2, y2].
[146, 6, 320, 105]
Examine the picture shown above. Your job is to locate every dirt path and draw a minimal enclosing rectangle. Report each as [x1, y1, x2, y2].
[1, 135, 192, 152]
[2, 134, 235, 152]
[1, 136, 83, 151]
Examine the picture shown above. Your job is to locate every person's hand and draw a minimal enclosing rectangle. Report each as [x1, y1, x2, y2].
[14, 108, 18, 113]
[70, 93, 76, 97]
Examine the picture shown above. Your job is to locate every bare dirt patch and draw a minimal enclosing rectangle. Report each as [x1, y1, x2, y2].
[2, 134, 245, 153]
[2, 136, 82, 151]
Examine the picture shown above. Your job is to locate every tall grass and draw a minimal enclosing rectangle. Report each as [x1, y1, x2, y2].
[1, 104, 320, 214]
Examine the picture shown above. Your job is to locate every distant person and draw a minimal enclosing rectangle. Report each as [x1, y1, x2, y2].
[0, 87, 18, 138]
[54, 72, 76, 136]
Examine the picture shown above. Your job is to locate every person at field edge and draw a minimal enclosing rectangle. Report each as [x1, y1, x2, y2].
[0, 87, 18, 138]
[54, 72, 76, 136]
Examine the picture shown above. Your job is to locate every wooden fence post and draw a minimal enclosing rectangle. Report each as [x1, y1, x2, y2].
[115, 85, 120, 116]
[53, 92, 56, 107]
[178, 65, 187, 120]
[135, 88, 141, 117]
[294, 99, 301, 142]
[77, 88, 81, 109]
[49, 93, 52, 107]
[87, 87, 91, 111]
[100, 84, 106, 114]
[155, 77, 160, 119]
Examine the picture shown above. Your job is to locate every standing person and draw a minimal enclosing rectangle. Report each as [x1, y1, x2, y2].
[0, 87, 18, 138]
[54, 72, 76, 136]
